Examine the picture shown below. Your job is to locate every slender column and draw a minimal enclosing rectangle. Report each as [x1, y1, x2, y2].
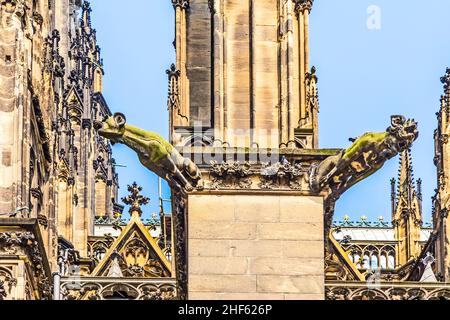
[223, 14, 228, 141]
[286, 0, 295, 147]
[298, 10, 306, 121]
[173, 1, 190, 127]
[295, 0, 313, 125]
[278, 0, 286, 145]
[249, 0, 256, 145]
[211, 0, 224, 144]
[53, 272, 61, 300]
[304, 9, 310, 71]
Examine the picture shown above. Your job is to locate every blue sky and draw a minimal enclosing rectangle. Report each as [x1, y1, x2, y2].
[90, 0, 450, 223]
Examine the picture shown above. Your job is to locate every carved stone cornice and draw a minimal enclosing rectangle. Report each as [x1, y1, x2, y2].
[206, 159, 313, 191]
[259, 159, 307, 190]
[326, 282, 450, 300]
[60, 277, 176, 300]
[210, 161, 252, 189]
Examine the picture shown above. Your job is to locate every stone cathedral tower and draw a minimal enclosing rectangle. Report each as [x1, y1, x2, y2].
[170, 0, 319, 149]
[0, 0, 120, 300]
[168, 0, 331, 300]
[168, 0, 421, 301]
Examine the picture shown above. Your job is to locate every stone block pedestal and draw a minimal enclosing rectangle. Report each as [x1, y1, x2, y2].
[187, 193, 325, 300]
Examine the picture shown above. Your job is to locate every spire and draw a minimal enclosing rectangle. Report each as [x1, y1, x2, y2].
[396, 149, 415, 214]
[392, 149, 423, 223]
[81, 1, 92, 31]
[392, 149, 423, 265]
[391, 150, 422, 224]
[441, 67, 450, 93]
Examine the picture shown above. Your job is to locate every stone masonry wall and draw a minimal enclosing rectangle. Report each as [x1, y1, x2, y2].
[188, 194, 324, 300]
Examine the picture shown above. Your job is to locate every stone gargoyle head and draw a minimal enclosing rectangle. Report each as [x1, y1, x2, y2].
[93, 113, 127, 144]
[383, 115, 419, 157]
[312, 115, 419, 233]
[311, 115, 419, 196]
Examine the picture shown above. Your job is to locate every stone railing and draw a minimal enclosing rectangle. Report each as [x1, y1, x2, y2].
[60, 277, 177, 300]
[326, 281, 450, 300]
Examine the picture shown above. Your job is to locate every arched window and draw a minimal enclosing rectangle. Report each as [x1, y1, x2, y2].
[371, 255, 378, 270]
[380, 254, 387, 269]
[354, 254, 361, 268]
[348, 253, 354, 263]
[388, 254, 395, 269]
[363, 255, 370, 269]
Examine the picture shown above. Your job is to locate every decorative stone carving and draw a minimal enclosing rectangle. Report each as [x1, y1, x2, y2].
[441, 67, 450, 90]
[259, 158, 307, 190]
[0, 232, 51, 299]
[37, 214, 48, 228]
[166, 64, 181, 111]
[294, 0, 314, 13]
[172, 190, 188, 300]
[117, 236, 170, 278]
[141, 284, 176, 300]
[58, 244, 80, 276]
[171, 0, 190, 10]
[210, 161, 252, 189]
[60, 279, 176, 300]
[121, 182, 149, 216]
[326, 283, 450, 300]
[0, 267, 17, 300]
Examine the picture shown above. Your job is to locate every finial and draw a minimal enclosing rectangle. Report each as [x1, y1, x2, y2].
[378, 216, 384, 222]
[441, 68, 450, 91]
[343, 215, 350, 222]
[360, 215, 368, 222]
[121, 182, 149, 216]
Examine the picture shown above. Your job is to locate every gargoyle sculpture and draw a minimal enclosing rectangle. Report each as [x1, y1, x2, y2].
[310, 115, 418, 200]
[95, 113, 203, 191]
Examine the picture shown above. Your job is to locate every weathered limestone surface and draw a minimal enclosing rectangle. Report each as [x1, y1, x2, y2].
[188, 194, 324, 300]
[0, 0, 121, 300]
[173, 0, 319, 148]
